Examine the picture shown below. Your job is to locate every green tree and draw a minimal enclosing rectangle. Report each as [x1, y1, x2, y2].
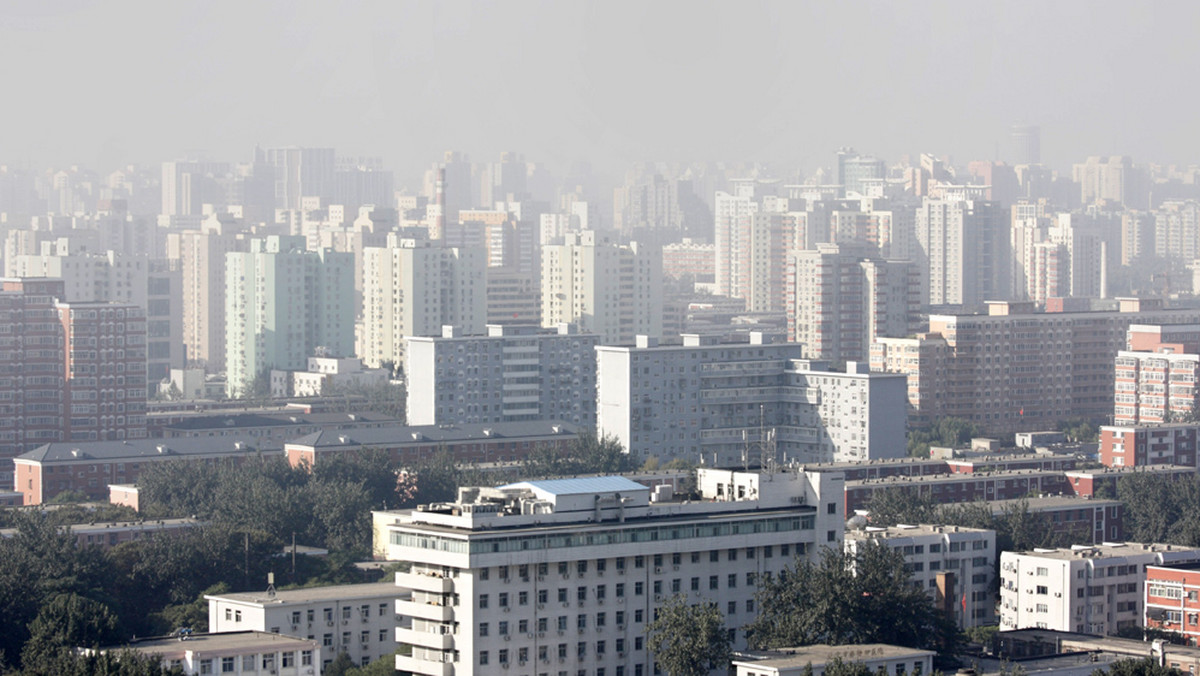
[801, 658, 874, 676]
[345, 650, 401, 676]
[746, 543, 959, 654]
[645, 594, 730, 676]
[324, 651, 358, 676]
[1092, 657, 1183, 676]
[21, 648, 185, 676]
[21, 593, 122, 673]
[863, 487, 939, 526]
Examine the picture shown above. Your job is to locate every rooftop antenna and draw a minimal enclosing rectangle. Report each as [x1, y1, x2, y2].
[266, 572, 276, 600]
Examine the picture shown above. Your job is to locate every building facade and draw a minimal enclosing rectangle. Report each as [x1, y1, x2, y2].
[597, 333, 907, 466]
[845, 524, 997, 629]
[206, 582, 397, 670]
[406, 324, 599, 427]
[1099, 423, 1200, 468]
[225, 236, 354, 397]
[540, 231, 662, 344]
[359, 236, 487, 369]
[375, 468, 845, 676]
[999, 543, 1200, 636]
[1145, 562, 1200, 645]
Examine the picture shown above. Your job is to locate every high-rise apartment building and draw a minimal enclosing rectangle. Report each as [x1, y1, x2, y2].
[55, 300, 148, 443]
[1010, 125, 1041, 166]
[406, 324, 599, 427]
[597, 334, 907, 465]
[785, 243, 916, 363]
[359, 236, 486, 369]
[915, 197, 1011, 311]
[224, 236, 353, 397]
[258, 147, 337, 210]
[167, 216, 240, 371]
[540, 231, 661, 345]
[1073, 156, 1144, 208]
[871, 300, 1200, 433]
[1113, 323, 1200, 425]
[837, 148, 887, 198]
[714, 190, 759, 303]
[1154, 200, 1200, 263]
[377, 468, 845, 676]
[161, 160, 230, 216]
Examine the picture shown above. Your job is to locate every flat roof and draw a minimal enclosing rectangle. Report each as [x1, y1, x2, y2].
[206, 581, 398, 606]
[502, 475, 648, 496]
[846, 524, 993, 539]
[163, 411, 396, 431]
[1011, 542, 1198, 560]
[122, 630, 314, 653]
[289, 420, 581, 448]
[734, 644, 934, 669]
[16, 438, 273, 463]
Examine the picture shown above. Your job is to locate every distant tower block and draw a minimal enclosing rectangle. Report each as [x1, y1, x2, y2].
[1010, 125, 1041, 165]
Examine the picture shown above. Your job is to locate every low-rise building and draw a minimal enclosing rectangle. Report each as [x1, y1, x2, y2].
[0, 517, 199, 550]
[375, 467, 845, 676]
[988, 496, 1126, 544]
[206, 582, 398, 670]
[1144, 561, 1200, 644]
[14, 437, 270, 505]
[1000, 542, 1200, 636]
[270, 356, 390, 398]
[1099, 423, 1200, 468]
[845, 524, 997, 628]
[733, 644, 935, 676]
[108, 631, 319, 675]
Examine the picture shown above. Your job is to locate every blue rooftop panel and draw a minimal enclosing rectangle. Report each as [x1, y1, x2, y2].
[502, 476, 648, 496]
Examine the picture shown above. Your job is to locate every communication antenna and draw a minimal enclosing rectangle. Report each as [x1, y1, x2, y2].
[266, 572, 276, 600]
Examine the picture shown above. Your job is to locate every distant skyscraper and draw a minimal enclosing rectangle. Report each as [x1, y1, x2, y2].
[167, 214, 240, 371]
[1009, 125, 1041, 166]
[257, 147, 336, 210]
[224, 236, 354, 397]
[836, 147, 886, 198]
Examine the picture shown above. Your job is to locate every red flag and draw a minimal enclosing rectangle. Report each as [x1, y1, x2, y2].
[961, 592, 967, 612]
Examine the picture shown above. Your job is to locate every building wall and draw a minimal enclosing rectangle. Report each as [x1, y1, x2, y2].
[1099, 424, 1200, 468]
[1145, 565, 1200, 643]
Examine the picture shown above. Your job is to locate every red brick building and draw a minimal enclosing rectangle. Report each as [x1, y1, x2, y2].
[56, 300, 148, 443]
[1145, 562, 1200, 644]
[1100, 423, 1200, 468]
[13, 437, 268, 505]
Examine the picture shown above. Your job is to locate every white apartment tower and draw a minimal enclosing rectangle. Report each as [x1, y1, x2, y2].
[168, 216, 239, 370]
[915, 198, 1010, 310]
[376, 468, 846, 676]
[540, 231, 662, 345]
[359, 235, 487, 369]
[224, 236, 354, 397]
[845, 524, 997, 629]
[596, 333, 908, 465]
[405, 324, 600, 427]
[999, 543, 1200, 636]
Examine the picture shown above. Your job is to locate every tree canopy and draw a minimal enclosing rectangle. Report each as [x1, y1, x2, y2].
[645, 594, 731, 676]
[745, 543, 960, 654]
[1092, 658, 1184, 676]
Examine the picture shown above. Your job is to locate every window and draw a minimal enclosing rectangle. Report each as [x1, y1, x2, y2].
[728, 574, 737, 588]
[242, 655, 255, 671]
[480, 651, 490, 666]
[727, 548, 737, 561]
[499, 592, 509, 607]
[301, 650, 312, 666]
[559, 588, 568, 603]
[635, 582, 644, 596]
[224, 609, 232, 621]
[199, 659, 213, 675]
[480, 594, 489, 609]
[709, 576, 718, 590]
[323, 634, 333, 647]
[499, 621, 509, 636]
[342, 606, 352, 619]
[479, 623, 489, 637]
[519, 591, 529, 606]
[616, 583, 625, 598]
[283, 652, 295, 668]
[221, 657, 235, 673]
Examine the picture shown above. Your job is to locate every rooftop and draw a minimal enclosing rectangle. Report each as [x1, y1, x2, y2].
[734, 644, 935, 669]
[845, 523, 994, 539]
[121, 631, 314, 654]
[287, 420, 581, 448]
[1012, 542, 1199, 560]
[16, 438, 271, 463]
[163, 411, 396, 431]
[501, 476, 647, 496]
[205, 581, 398, 606]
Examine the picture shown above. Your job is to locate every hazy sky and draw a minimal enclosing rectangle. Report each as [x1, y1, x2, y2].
[2, 0, 1199, 181]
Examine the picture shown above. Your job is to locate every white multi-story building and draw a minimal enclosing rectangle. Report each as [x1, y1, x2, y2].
[596, 333, 907, 465]
[206, 582, 398, 671]
[270, 355, 390, 398]
[914, 197, 1010, 311]
[540, 230, 662, 345]
[406, 324, 599, 427]
[999, 543, 1200, 636]
[844, 524, 997, 629]
[115, 631, 318, 676]
[375, 468, 845, 676]
[359, 235, 487, 369]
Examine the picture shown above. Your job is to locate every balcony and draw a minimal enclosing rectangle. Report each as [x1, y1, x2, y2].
[396, 654, 454, 676]
[397, 626, 455, 650]
[396, 599, 454, 622]
[396, 571, 455, 594]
